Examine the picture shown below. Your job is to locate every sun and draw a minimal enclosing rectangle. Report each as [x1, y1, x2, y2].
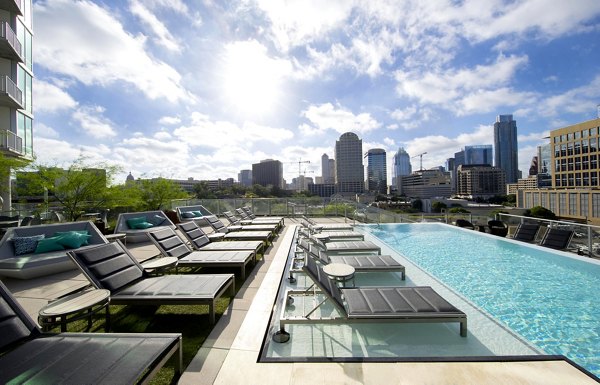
[221, 41, 288, 117]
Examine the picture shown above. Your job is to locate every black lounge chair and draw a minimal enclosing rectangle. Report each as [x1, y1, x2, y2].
[177, 221, 265, 256]
[488, 220, 508, 237]
[0, 280, 182, 384]
[296, 238, 405, 279]
[235, 208, 284, 228]
[309, 235, 381, 255]
[273, 256, 467, 342]
[455, 219, 475, 230]
[221, 211, 280, 233]
[67, 241, 235, 324]
[301, 215, 354, 231]
[240, 206, 284, 225]
[512, 223, 541, 242]
[148, 227, 254, 279]
[538, 228, 574, 250]
[205, 216, 273, 242]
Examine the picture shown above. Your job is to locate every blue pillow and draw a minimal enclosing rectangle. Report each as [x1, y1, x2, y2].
[147, 214, 166, 226]
[54, 231, 92, 249]
[126, 217, 147, 229]
[12, 235, 45, 255]
[192, 211, 203, 217]
[34, 236, 66, 253]
[132, 221, 154, 229]
[181, 212, 196, 218]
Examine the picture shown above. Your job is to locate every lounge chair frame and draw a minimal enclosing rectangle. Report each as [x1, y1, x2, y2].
[274, 257, 467, 343]
[177, 221, 265, 256]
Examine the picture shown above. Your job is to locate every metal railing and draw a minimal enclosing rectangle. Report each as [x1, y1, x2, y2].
[0, 76, 22, 106]
[0, 128, 22, 154]
[0, 22, 22, 59]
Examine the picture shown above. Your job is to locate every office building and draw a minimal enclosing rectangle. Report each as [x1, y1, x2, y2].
[0, 1, 33, 210]
[334, 132, 364, 193]
[399, 169, 452, 199]
[494, 114, 519, 183]
[320, 154, 335, 184]
[519, 117, 600, 225]
[392, 148, 411, 190]
[252, 159, 283, 188]
[365, 148, 387, 194]
[238, 169, 252, 187]
[464, 145, 493, 165]
[456, 164, 506, 199]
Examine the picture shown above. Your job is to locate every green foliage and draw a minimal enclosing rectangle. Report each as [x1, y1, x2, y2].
[411, 199, 423, 211]
[431, 201, 447, 213]
[524, 205, 556, 220]
[0, 153, 31, 194]
[135, 178, 188, 211]
[192, 181, 216, 199]
[449, 207, 470, 213]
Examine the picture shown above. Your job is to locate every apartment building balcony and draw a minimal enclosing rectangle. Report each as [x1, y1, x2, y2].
[0, 76, 23, 109]
[0, 0, 22, 15]
[0, 22, 22, 62]
[0, 128, 23, 156]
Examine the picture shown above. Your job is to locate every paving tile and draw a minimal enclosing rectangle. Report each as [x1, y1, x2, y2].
[178, 347, 229, 385]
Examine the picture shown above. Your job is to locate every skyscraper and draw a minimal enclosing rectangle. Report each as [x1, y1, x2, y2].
[335, 132, 364, 193]
[365, 148, 387, 194]
[494, 114, 519, 183]
[252, 159, 283, 188]
[464, 145, 493, 165]
[392, 148, 411, 190]
[0, 1, 33, 211]
[321, 153, 335, 184]
[238, 169, 252, 186]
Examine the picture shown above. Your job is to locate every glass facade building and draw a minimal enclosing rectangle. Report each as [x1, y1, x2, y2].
[335, 132, 364, 193]
[494, 115, 519, 183]
[365, 148, 387, 194]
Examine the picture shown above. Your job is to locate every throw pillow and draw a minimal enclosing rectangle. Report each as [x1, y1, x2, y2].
[132, 221, 154, 229]
[181, 212, 196, 219]
[126, 217, 147, 229]
[34, 236, 66, 253]
[192, 211, 203, 217]
[54, 231, 92, 249]
[12, 234, 45, 256]
[147, 214, 166, 226]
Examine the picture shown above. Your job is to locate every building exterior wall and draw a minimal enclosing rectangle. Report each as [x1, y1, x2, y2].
[365, 148, 387, 194]
[238, 169, 252, 187]
[335, 132, 364, 193]
[400, 169, 452, 199]
[252, 159, 283, 188]
[456, 164, 506, 198]
[392, 147, 411, 190]
[494, 114, 519, 183]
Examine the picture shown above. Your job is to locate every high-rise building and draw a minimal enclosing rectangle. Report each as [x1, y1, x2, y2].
[392, 148, 411, 190]
[365, 148, 387, 194]
[321, 154, 330, 183]
[0, 1, 33, 211]
[399, 169, 452, 198]
[494, 114, 519, 183]
[238, 169, 252, 187]
[464, 145, 493, 165]
[334, 132, 364, 193]
[252, 159, 283, 188]
[456, 164, 506, 198]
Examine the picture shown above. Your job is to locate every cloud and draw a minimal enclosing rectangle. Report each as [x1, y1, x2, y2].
[129, 0, 182, 53]
[71, 106, 117, 138]
[390, 105, 434, 130]
[33, 80, 78, 113]
[538, 75, 600, 117]
[34, 123, 60, 139]
[302, 103, 381, 135]
[173, 112, 294, 148]
[158, 116, 181, 125]
[34, 0, 191, 103]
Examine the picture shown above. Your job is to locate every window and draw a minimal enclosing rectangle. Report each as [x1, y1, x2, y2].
[590, 138, 597, 152]
[568, 158, 574, 171]
[592, 194, 600, 218]
[575, 131, 581, 140]
[575, 157, 582, 171]
[591, 155, 598, 169]
[583, 172, 590, 186]
[569, 193, 577, 215]
[549, 193, 557, 212]
[567, 142, 574, 156]
[581, 193, 589, 217]
[554, 144, 560, 157]
[575, 173, 582, 186]
[582, 139, 589, 154]
[559, 193, 567, 215]
[541, 194, 547, 207]
[568, 173, 575, 186]
[574, 141, 581, 155]
[583, 156, 589, 170]
[583, 130, 589, 138]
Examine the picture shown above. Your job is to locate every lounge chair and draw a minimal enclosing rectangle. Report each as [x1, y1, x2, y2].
[240, 206, 284, 224]
[147, 228, 254, 279]
[235, 208, 284, 228]
[488, 220, 508, 237]
[309, 235, 381, 255]
[177, 221, 264, 256]
[221, 211, 279, 233]
[205, 216, 274, 242]
[301, 215, 354, 231]
[273, 256, 467, 342]
[0, 280, 182, 384]
[175, 205, 217, 226]
[454, 219, 475, 230]
[114, 210, 175, 243]
[299, 226, 364, 242]
[296, 238, 405, 279]
[538, 228, 574, 250]
[67, 241, 235, 324]
[511, 223, 540, 242]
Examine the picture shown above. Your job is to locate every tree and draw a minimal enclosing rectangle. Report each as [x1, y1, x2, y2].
[135, 178, 188, 211]
[192, 181, 216, 199]
[411, 199, 423, 211]
[524, 205, 556, 220]
[449, 207, 470, 214]
[0, 153, 31, 210]
[17, 157, 122, 221]
[431, 201, 447, 213]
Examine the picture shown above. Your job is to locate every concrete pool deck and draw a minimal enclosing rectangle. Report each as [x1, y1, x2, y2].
[2, 218, 598, 384]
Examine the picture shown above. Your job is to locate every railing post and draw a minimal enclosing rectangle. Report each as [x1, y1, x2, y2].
[588, 225, 593, 257]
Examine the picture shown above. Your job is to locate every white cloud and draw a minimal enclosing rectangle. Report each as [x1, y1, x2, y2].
[158, 116, 181, 125]
[33, 80, 78, 113]
[34, 0, 191, 103]
[33, 123, 60, 139]
[302, 103, 381, 134]
[129, 0, 181, 53]
[458, 87, 538, 116]
[71, 106, 117, 138]
[539, 75, 600, 117]
[390, 105, 434, 130]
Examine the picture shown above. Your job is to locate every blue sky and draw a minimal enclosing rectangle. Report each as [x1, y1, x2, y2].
[32, 0, 600, 185]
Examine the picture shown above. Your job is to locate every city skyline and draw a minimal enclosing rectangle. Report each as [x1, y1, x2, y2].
[31, 1, 600, 184]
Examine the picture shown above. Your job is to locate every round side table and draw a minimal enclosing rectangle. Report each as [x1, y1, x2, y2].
[323, 263, 355, 287]
[38, 289, 111, 332]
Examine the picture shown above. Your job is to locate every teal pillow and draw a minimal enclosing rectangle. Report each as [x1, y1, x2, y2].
[126, 217, 147, 229]
[192, 211, 203, 217]
[147, 214, 165, 226]
[34, 236, 66, 253]
[132, 221, 154, 229]
[54, 231, 92, 249]
[12, 234, 45, 255]
[181, 212, 195, 218]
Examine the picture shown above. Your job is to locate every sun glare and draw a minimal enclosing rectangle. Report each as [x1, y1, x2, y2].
[221, 41, 288, 117]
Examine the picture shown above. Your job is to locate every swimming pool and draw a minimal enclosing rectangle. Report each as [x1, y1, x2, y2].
[362, 223, 600, 377]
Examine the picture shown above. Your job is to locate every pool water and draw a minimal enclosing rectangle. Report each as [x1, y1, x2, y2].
[362, 223, 600, 377]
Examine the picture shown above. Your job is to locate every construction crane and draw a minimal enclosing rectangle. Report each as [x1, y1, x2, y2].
[285, 158, 311, 189]
[412, 152, 427, 171]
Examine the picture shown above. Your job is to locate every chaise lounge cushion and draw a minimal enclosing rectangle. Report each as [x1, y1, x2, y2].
[115, 211, 176, 243]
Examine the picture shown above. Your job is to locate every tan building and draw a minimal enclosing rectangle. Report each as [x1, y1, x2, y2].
[456, 164, 506, 199]
[400, 169, 452, 199]
[518, 118, 600, 224]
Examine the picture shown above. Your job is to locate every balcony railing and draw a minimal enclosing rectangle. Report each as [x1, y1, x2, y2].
[0, 128, 23, 155]
[0, 22, 22, 61]
[0, 75, 23, 108]
[0, 0, 22, 16]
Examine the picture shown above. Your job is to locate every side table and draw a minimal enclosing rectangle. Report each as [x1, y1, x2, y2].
[141, 256, 179, 275]
[38, 289, 111, 332]
[323, 263, 355, 287]
[106, 233, 127, 245]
